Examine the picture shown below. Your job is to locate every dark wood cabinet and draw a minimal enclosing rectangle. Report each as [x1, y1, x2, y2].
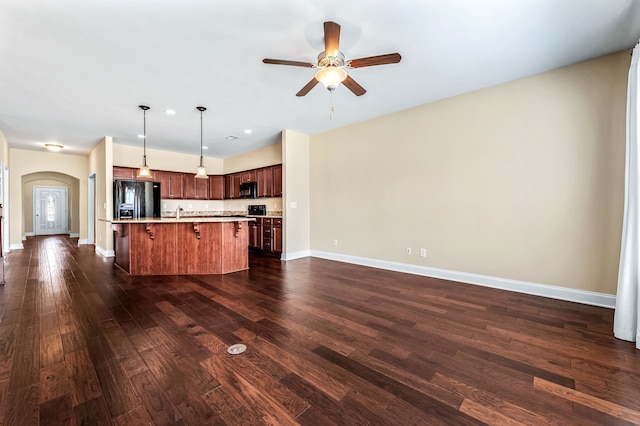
[272, 164, 282, 197]
[209, 175, 224, 200]
[184, 175, 209, 199]
[240, 170, 256, 183]
[113, 166, 136, 180]
[154, 171, 171, 199]
[248, 219, 262, 250]
[273, 218, 282, 253]
[169, 172, 184, 199]
[257, 167, 274, 198]
[115, 163, 282, 201]
[256, 217, 281, 256]
[224, 173, 241, 199]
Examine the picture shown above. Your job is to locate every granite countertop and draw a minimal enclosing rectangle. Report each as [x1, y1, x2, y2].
[110, 217, 257, 224]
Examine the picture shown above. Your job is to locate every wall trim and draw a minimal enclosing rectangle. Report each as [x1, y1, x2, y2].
[77, 239, 88, 245]
[69, 233, 80, 238]
[24, 232, 35, 239]
[10, 243, 24, 250]
[282, 250, 311, 261]
[96, 245, 114, 258]
[310, 251, 616, 309]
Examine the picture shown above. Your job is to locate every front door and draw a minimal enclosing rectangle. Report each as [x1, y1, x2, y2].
[34, 186, 68, 235]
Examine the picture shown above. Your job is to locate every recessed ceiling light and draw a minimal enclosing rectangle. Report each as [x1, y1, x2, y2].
[202, 146, 208, 150]
[138, 134, 145, 139]
[165, 109, 176, 115]
[244, 129, 252, 134]
[225, 136, 238, 140]
[45, 143, 63, 152]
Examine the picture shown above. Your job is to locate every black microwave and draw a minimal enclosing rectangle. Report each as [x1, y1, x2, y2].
[239, 182, 257, 199]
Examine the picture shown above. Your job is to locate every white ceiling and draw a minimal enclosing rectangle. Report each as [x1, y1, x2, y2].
[1, 0, 639, 159]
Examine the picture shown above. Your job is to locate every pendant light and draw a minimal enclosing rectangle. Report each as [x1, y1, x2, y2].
[195, 106, 208, 179]
[137, 105, 153, 179]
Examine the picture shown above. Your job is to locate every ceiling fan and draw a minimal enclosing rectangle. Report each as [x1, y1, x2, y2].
[263, 21, 401, 97]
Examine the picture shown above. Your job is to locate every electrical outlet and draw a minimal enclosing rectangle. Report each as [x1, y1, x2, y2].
[406, 247, 412, 256]
[420, 248, 427, 258]
[188, 203, 193, 209]
[204, 203, 209, 209]
[333, 239, 338, 247]
[163, 203, 167, 209]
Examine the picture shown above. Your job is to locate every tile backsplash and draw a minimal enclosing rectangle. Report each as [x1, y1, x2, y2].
[161, 198, 282, 216]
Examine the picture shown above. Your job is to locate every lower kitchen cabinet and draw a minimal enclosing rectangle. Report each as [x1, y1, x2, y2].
[249, 217, 281, 257]
[248, 219, 262, 250]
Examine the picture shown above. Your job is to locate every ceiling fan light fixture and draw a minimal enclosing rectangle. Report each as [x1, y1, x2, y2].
[195, 106, 208, 179]
[315, 66, 348, 91]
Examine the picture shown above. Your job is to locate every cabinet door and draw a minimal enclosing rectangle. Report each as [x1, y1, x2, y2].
[170, 172, 184, 199]
[241, 170, 256, 183]
[248, 220, 263, 249]
[257, 167, 273, 198]
[195, 177, 209, 199]
[155, 171, 171, 199]
[209, 175, 224, 200]
[183, 175, 196, 199]
[113, 166, 136, 180]
[273, 223, 282, 253]
[224, 175, 234, 199]
[272, 164, 282, 197]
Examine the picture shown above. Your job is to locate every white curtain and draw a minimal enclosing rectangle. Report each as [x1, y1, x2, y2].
[615, 42, 640, 347]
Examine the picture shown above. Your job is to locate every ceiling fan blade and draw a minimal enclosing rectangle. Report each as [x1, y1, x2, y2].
[342, 75, 366, 96]
[349, 53, 402, 68]
[296, 78, 320, 97]
[263, 58, 314, 68]
[324, 21, 341, 56]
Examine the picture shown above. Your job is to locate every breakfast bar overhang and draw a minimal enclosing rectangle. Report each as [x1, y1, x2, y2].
[110, 217, 254, 275]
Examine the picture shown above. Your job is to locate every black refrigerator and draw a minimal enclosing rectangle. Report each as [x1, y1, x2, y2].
[114, 180, 161, 219]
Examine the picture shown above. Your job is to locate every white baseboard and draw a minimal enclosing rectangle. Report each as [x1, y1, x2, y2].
[310, 250, 616, 309]
[23, 232, 35, 240]
[77, 239, 89, 245]
[282, 250, 311, 261]
[10, 243, 24, 250]
[69, 233, 80, 238]
[96, 245, 115, 258]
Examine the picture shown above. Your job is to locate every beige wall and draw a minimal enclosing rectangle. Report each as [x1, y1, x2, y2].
[282, 130, 310, 257]
[22, 173, 80, 234]
[89, 137, 112, 253]
[309, 51, 629, 295]
[113, 143, 224, 174]
[9, 149, 88, 247]
[224, 142, 282, 174]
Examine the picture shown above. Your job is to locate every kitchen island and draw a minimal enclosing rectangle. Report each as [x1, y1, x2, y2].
[111, 217, 254, 275]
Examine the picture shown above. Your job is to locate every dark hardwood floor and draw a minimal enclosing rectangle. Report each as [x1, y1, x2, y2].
[0, 235, 639, 425]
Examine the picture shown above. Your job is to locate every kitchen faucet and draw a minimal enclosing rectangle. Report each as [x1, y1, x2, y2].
[176, 205, 184, 220]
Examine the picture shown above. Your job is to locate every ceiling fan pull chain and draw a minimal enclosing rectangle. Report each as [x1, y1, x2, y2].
[330, 90, 335, 120]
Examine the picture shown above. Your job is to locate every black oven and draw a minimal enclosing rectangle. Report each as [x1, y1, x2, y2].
[239, 182, 257, 199]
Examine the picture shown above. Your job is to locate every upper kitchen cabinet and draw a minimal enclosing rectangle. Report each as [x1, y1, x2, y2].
[224, 173, 241, 199]
[184, 175, 209, 199]
[168, 172, 184, 199]
[257, 167, 273, 198]
[240, 170, 256, 183]
[209, 175, 224, 200]
[113, 166, 136, 180]
[154, 171, 171, 199]
[272, 164, 282, 197]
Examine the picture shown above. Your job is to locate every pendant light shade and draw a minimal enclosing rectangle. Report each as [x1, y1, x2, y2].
[195, 106, 208, 179]
[137, 105, 153, 179]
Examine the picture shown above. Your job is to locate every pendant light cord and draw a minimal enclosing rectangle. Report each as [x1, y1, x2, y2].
[142, 108, 147, 166]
